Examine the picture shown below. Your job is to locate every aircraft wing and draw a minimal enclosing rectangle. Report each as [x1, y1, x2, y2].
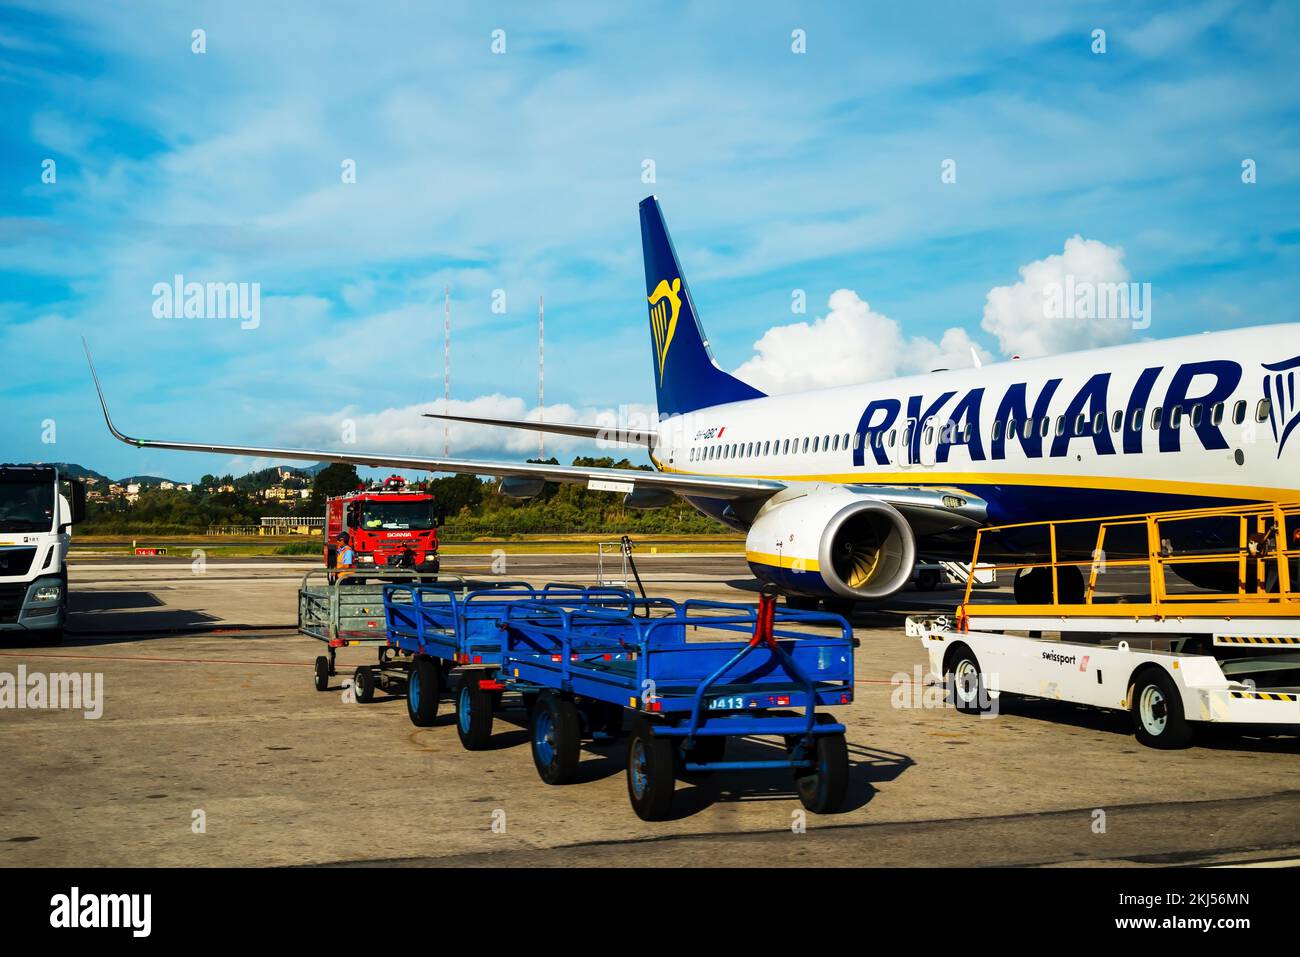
[86, 345, 780, 501]
[421, 412, 656, 448]
[86, 343, 987, 526]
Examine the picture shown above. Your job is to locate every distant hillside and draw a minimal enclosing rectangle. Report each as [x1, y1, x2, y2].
[45, 463, 115, 484]
[118, 474, 183, 486]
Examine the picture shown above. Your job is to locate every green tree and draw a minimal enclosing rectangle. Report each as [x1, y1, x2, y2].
[314, 463, 361, 498]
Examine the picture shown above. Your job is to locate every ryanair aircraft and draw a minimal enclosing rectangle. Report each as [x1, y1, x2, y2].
[88, 196, 1300, 608]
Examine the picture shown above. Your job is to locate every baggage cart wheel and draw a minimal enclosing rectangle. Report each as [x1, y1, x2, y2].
[407, 657, 441, 727]
[313, 655, 330, 692]
[530, 692, 580, 785]
[1130, 668, 1193, 749]
[353, 666, 376, 703]
[627, 727, 676, 821]
[456, 681, 495, 750]
[795, 732, 848, 814]
[946, 643, 992, 715]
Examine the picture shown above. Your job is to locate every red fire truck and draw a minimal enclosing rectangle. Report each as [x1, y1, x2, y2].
[325, 475, 442, 575]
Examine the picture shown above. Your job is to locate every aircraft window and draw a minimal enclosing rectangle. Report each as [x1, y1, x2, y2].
[1092, 412, 1105, 435]
[832, 434, 840, 452]
[1005, 418, 1015, 439]
[992, 420, 1003, 441]
[782, 439, 789, 454]
[1112, 410, 1123, 433]
[1035, 418, 1047, 438]
[812, 436, 819, 453]
[802, 437, 810, 453]
[924, 427, 934, 444]
[1211, 402, 1224, 426]
[732, 444, 738, 457]
[1190, 405, 1203, 428]
[1130, 408, 1143, 431]
[747, 442, 754, 457]
[843, 433, 850, 448]
[763, 441, 770, 456]
[873, 432, 883, 449]
[1018, 419, 1030, 441]
[1055, 415, 1065, 437]
[854, 432, 862, 450]
[1232, 400, 1246, 425]
[1169, 407, 1183, 430]
[1151, 407, 1163, 430]
[903, 426, 913, 448]
[887, 430, 896, 447]
[823, 434, 830, 450]
[963, 422, 973, 443]
[1256, 398, 1271, 422]
[1073, 413, 1086, 436]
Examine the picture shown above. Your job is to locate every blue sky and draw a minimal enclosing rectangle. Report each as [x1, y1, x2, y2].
[2, 0, 1298, 481]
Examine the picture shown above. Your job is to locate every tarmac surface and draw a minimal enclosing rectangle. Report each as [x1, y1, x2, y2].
[0, 552, 1296, 867]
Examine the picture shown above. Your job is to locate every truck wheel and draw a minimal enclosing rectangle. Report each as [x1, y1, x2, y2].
[456, 681, 495, 750]
[795, 732, 849, 813]
[353, 666, 376, 703]
[520, 692, 538, 714]
[1131, 669, 1193, 749]
[627, 726, 676, 821]
[313, 656, 330, 692]
[530, 692, 580, 784]
[946, 643, 992, 715]
[916, 569, 940, 591]
[407, 658, 440, 727]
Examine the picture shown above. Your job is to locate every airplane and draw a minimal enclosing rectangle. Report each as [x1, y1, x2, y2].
[87, 196, 1300, 610]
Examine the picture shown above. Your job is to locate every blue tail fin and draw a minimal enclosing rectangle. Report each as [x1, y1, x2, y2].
[639, 196, 765, 417]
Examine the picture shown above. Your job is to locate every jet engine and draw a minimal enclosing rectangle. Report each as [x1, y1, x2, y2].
[744, 485, 917, 600]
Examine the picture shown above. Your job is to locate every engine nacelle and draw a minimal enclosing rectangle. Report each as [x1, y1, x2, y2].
[744, 485, 917, 600]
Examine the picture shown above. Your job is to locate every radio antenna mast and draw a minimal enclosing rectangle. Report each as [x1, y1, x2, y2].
[538, 295, 545, 458]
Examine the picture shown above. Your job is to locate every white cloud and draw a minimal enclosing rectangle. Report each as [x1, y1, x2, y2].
[732, 289, 993, 393]
[980, 235, 1134, 359]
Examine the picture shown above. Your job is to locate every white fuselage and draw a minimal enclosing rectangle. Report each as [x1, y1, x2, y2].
[655, 324, 1300, 526]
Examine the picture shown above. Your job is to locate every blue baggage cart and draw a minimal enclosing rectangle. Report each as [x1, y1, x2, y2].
[500, 590, 855, 820]
[383, 581, 649, 747]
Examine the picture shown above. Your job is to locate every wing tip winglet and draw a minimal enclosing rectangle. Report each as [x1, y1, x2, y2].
[82, 339, 138, 446]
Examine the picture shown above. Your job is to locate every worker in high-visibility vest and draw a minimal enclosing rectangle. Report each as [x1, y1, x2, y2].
[330, 532, 354, 584]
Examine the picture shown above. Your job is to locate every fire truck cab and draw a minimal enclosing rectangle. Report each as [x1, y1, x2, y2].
[325, 475, 442, 575]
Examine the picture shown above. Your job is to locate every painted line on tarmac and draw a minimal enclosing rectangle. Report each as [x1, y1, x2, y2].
[0, 650, 305, 667]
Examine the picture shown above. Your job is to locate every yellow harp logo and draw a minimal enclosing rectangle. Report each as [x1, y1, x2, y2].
[648, 277, 682, 384]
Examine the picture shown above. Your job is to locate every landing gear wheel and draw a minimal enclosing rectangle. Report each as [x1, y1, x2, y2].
[822, 597, 857, 618]
[407, 657, 441, 727]
[530, 692, 580, 784]
[795, 733, 848, 813]
[1131, 669, 1193, 749]
[1013, 565, 1085, 604]
[456, 681, 495, 750]
[947, 643, 991, 715]
[627, 727, 676, 820]
[313, 655, 330, 692]
[353, 666, 376, 703]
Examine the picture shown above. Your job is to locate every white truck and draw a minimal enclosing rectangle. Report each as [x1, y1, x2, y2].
[908, 500, 1300, 748]
[0, 465, 86, 645]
